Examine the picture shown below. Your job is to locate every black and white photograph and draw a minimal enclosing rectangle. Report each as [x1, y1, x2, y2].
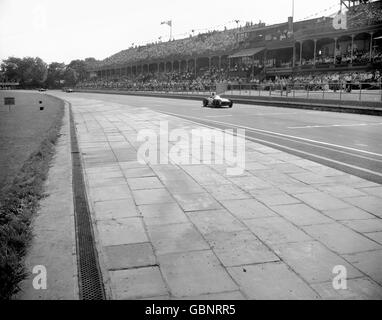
[0, 0, 382, 308]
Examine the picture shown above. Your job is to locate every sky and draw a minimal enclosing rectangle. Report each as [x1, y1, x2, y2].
[0, 0, 342, 64]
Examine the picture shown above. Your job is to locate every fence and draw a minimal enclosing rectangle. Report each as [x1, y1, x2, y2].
[226, 81, 382, 103]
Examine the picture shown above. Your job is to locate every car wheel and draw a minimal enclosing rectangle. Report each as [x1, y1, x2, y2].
[203, 99, 208, 107]
[229, 101, 233, 108]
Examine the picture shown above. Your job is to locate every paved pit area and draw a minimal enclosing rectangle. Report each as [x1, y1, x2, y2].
[55, 93, 382, 300]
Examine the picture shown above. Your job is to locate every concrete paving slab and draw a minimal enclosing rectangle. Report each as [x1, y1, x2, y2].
[138, 203, 188, 226]
[316, 185, 367, 198]
[302, 223, 381, 255]
[277, 183, 318, 195]
[188, 210, 247, 236]
[341, 219, 382, 233]
[228, 262, 320, 300]
[255, 193, 301, 206]
[359, 186, 382, 198]
[132, 189, 174, 205]
[89, 185, 132, 202]
[365, 232, 382, 244]
[271, 204, 333, 226]
[343, 250, 382, 285]
[147, 223, 209, 255]
[110, 267, 168, 299]
[344, 196, 382, 218]
[290, 172, 334, 185]
[122, 167, 156, 178]
[87, 176, 127, 188]
[244, 217, 312, 246]
[97, 218, 148, 246]
[206, 231, 279, 267]
[273, 241, 362, 284]
[323, 207, 376, 221]
[94, 198, 139, 220]
[312, 278, 382, 300]
[127, 177, 164, 190]
[221, 199, 277, 220]
[162, 178, 205, 194]
[204, 184, 251, 201]
[173, 193, 222, 212]
[158, 251, 238, 298]
[229, 176, 272, 191]
[104, 243, 156, 270]
[294, 192, 351, 211]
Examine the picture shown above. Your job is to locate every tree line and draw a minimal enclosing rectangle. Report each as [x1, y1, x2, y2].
[0, 56, 99, 89]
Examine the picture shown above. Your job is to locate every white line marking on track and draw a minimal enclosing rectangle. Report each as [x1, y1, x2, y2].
[159, 110, 382, 158]
[249, 112, 301, 116]
[206, 115, 233, 118]
[157, 111, 382, 179]
[289, 123, 382, 129]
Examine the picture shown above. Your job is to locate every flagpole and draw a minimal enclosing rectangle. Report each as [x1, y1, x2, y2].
[292, 0, 295, 20]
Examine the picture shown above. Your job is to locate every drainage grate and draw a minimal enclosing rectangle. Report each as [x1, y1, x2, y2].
[69, 106, 106, 300]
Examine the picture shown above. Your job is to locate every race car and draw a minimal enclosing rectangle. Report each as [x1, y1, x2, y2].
[202, 94, 233, 108]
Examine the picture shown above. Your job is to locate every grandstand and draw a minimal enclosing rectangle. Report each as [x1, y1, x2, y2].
[80, 0, 382, 91]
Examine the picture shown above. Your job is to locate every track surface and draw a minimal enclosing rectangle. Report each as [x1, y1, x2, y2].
[62, 92, 382, 184]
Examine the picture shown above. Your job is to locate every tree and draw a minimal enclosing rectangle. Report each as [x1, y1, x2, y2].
[67, 59, 87, 82]
[0, 57, 47, 88]
[63, 67, 77, 87]
[1, 57, 23, 82]
[46, 62, 66, 88]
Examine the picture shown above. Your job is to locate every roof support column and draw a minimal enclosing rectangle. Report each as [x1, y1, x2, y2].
[334, 37, 338, 64]
[370, 32, 374, 62]
[351, 35, 355, 64]
[313, 39, 317, 65]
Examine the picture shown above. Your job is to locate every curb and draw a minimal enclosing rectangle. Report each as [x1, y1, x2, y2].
[16, 100, 80, 300]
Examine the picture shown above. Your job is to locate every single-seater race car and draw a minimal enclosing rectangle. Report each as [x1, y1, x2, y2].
[203, 93, 233, 108]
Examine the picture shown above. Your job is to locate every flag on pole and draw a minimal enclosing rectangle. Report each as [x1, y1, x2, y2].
[161, 20, 172, 27]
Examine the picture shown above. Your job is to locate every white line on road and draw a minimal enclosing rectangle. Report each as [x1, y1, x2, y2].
[158, 111, 382, 179]
[249, 112, 301, 116]
[159, 110, 382, 158]
[206, 115, 233, 118]
[289, 123, 382, 129]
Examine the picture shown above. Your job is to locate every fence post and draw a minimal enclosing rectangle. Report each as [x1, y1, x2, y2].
[359, 83, 362, 101]
[339, 82, 342, 102]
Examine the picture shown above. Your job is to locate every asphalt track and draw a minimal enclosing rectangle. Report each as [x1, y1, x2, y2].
[62, 91, 382, 184]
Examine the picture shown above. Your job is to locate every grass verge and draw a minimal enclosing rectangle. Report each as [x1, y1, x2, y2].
[0, 104, 64, 300]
